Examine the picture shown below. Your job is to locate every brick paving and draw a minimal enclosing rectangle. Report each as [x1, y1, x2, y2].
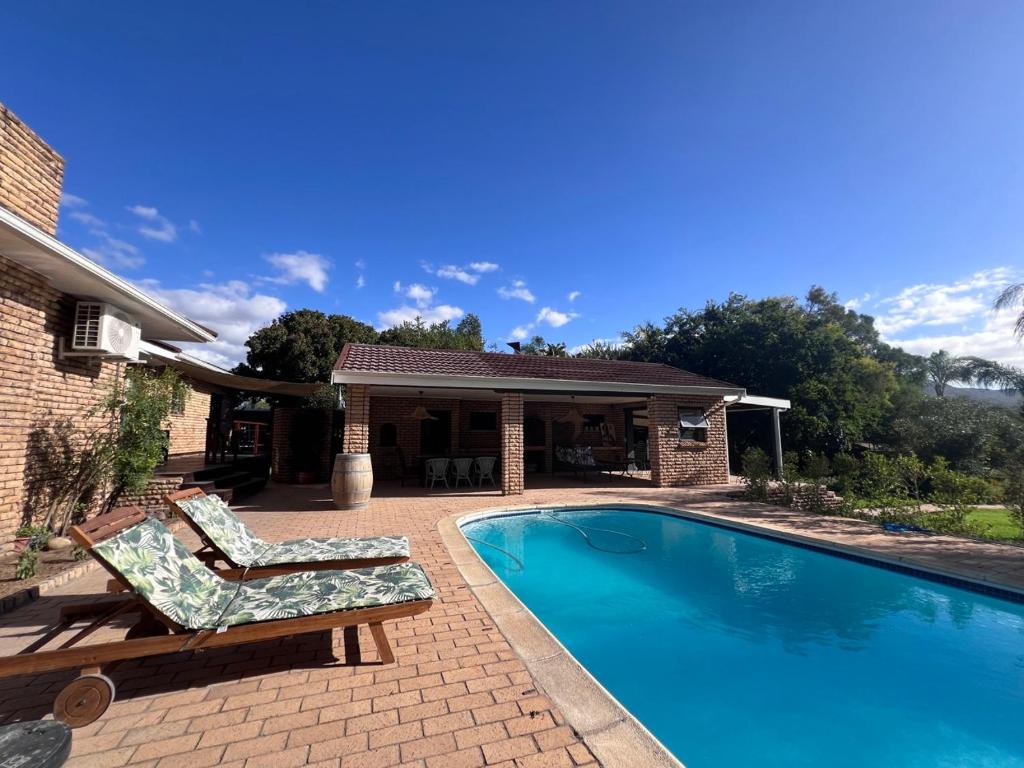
[0, 476, 1022, 767]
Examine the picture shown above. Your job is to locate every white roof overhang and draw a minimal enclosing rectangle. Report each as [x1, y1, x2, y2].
[0, 207, 215, 343]
[724, 394, 791, 411]
[331, 369, 745, 399]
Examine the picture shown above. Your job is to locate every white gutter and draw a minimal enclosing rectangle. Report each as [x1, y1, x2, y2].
[331, 369, 746, 398]
[0, 206, 215, 343]
[725, 394, 791, 410]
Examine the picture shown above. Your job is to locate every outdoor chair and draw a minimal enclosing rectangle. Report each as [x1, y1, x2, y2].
[0, 506, 433, 729]
[475, 456, 497, 487]
[165, 488, 410, 576]
[425, 457, 450, 489]
[451, 457, 474, 487]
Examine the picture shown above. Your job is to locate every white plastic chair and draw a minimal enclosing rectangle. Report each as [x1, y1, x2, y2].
[475, 456, 497, 488]
[425, 458, 450, 489]
[451, 457, 474, 487]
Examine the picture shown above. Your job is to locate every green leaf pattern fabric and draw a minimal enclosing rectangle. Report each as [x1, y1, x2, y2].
[177, 494, 409, 566]
[92, 517, 241, 629]
[93, 518, 434, 630]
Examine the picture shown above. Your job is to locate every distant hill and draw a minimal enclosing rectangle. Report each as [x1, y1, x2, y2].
[923, 384, 1022, 409]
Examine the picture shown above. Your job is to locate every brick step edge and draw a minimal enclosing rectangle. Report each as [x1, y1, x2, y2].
[0, 518, 186, 618]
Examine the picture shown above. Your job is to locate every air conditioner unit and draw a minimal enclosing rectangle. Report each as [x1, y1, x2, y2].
[72, 302, 142, 360]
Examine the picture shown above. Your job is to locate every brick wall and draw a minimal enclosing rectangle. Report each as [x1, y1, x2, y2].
[0, 104, 65, 235]
[648, 395, 729, 486]
[500, 393, 524, 495]
[0, 253, 124, 546]
[165, 378, 216, 456]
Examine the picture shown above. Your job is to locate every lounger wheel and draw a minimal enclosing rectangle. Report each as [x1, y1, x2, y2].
[54, 673, 115, 728]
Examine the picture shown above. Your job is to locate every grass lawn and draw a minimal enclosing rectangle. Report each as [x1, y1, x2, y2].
[966, 508, 1023, 541]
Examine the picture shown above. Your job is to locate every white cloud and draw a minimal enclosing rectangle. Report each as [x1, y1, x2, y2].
[536, 306, 578, 328]
[136, 279, 287, 367]
[128, 205, 178, 243]
[567, 290, 581, 302]
[356, 274, 366, 289]
[569, 337, 623, 354]
[69, 210, 105, 228]
[509, 325, 532, 341]
[188, 219, 202, 234]
[871, 267, 1024, 366]
[60, 192, 88, 209]
[469, 261, 499, 273]
[353, 259, 367, 289]
[355, 259, 367, 270]
[872, 268, 1012, 336]
[887, 309, 1024, 368]
[437, 265, 480, 285]
[81, 232, 143, 269]
[377, 303, 464, 329]
[498, 280, 536, 303]
[263, 251, 331, 292]
[403, 283, 435, 308]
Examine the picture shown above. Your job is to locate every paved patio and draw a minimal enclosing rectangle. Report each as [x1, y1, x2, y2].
[1, 477, 1022, 767]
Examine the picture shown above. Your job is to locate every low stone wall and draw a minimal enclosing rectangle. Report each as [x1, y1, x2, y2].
[766, 481, 845, 512]
[117, 475, 184, 513]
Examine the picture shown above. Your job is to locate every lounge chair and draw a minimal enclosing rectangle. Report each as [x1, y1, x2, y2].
[0, 506, 433, 728]
[166, 488, 409, 576]
[553, 445, 628, 481]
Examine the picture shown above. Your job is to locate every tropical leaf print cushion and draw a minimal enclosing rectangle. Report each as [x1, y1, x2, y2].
[176, 494, 271, 566]
[93, 518, 434, 630]
[178, 494, 410, 567]
[221, 564, 435, 626]
[255, 535, 410, 566]
[92, 517, 239, 629]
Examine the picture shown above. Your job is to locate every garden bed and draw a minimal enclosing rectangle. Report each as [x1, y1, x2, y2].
[0, 548, 93, 605]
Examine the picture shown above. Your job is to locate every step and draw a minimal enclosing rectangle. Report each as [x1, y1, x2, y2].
[211, 472, 255, 489]
[229, 477, 267, 501]
[191, 464, 240, 482]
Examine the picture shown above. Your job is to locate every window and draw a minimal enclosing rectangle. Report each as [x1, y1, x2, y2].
[379, 423, 398, 447]
[469, 411, 498, 431]
[170, 388, 187, 415]
[583, 414, 605, 432]
[678, 408, 709, 441]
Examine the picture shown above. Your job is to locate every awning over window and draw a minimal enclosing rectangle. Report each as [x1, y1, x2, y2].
[678, 408, 709, 429]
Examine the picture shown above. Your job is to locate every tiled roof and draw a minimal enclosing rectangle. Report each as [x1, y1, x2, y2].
[333, 344, 739, 390]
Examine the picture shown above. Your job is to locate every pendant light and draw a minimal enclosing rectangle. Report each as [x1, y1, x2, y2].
[555, 396, 585, 426]
[409, 391, 438, 421]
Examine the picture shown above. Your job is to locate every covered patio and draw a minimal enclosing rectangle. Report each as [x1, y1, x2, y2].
[331, 344, 784, 495]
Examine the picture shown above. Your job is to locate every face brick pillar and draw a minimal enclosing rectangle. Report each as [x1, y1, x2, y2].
[500, 392, 524, 495]
[0, 103, 65, 234]
[342, 384, 370, 453]
[648, 394, 729, 487]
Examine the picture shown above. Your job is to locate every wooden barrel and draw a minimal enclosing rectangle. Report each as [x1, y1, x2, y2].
[331, 453, 373, 510]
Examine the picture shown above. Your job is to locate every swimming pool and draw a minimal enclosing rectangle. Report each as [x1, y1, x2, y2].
[461, 506, 1024, 768]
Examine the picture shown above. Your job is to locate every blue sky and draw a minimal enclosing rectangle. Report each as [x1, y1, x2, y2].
[4, 1, 1023, 367]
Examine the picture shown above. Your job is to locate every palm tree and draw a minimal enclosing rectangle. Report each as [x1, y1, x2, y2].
[994, 283, 1024, 339]
[924, 350, 972, 397]
[964, 357, 1024, 394]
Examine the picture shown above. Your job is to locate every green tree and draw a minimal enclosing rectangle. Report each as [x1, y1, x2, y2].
[994, 282, 1024, 339]
[621, 289, 899, 454]
[236, 309, 378, 383]
[103, 367, 188, 509]
[377, 313, 485, 350]
[923, 350, 973, 397]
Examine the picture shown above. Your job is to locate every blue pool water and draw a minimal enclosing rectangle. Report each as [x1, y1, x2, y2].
[462, 507, 1024, 768]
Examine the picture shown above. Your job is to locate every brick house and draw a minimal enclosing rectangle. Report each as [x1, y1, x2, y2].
[332, 343, 790, 494]
[0, 104, 220, 543]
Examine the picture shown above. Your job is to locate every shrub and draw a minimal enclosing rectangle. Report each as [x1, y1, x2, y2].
[15, 548, 38, 580]
[741, 447, 772, 503]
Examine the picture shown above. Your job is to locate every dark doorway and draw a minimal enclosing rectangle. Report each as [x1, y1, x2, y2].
[419, 411, 452, 455]
[624, 407, 650, 470]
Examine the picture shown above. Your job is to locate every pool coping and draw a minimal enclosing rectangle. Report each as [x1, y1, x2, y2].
[439, 500, 1024, 768]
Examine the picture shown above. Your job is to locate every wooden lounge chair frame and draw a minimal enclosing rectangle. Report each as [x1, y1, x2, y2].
[0, 506, 432, 728]
[164, 487, 409, 576]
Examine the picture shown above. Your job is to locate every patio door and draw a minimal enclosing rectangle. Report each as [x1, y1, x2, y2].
[419, 410, 452, 455]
